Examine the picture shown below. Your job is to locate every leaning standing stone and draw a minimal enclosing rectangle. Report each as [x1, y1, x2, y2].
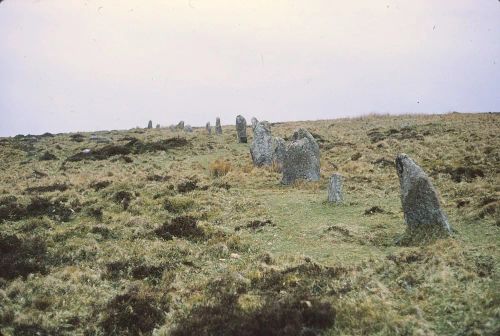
[281, 128, 320, 185]
[395, 153, 451, 233]
[147, 120, 153, 129]
[206, 122, 212, 135]
[176, 121, 185, 130]
[236, 115, 247, 143]
[215, 117, 222, 135]
[250, 121, 273, 166]
[328, 174, 343, 203]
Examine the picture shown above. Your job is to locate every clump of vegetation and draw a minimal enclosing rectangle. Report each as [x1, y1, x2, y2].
[235, 219, 274, 232]
[0, 196, 27, 222]
[25, 183, 69, 194]
[99, 284, 167, 335]
[89, 180, 112, 191]
[0, 233, 47, 279]
[113, 191, 133, 210]
[177, 179, 198, 193]
[39, 151, 58, 161]
[26, 196, 75, 221]
[210, 159, 231, 177]
[154, 216, 214, 241]
[163, 196, 194, 213]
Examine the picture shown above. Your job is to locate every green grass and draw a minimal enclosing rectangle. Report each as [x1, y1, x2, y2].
[0, 113, 499, 335]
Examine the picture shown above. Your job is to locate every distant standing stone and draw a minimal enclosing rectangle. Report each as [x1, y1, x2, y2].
[215, 117, 222, 135]
[236, 115, 247, 143]
[281, 128, 320, 185]
[184, 124, 193, 133]
[156, 124, 160, 129]
[395, 153, 451, 233]
[206, 122, 212, 135]
[272, 137, 286, 171]
[250, 121, 273, 166]
[251, 117, 259, 130]
[328, 174, 343, 203]
[147, 120, 153, 129]
[176, 121, 185, 130]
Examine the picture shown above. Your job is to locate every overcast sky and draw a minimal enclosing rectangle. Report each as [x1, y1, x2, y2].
[0, 1, 499, 136]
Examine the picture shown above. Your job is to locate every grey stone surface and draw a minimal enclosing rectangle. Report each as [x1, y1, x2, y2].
[206, 122, 212, 135]
[184, 124, 193, 133]
[89, 134, 111, 144]
[281, 128, 320, 185]
[251, 117, 259, 130]
[250, 121, 273, 166]
[147, 120, 153, 129]
[272, 137, 286, 171]
[156, 124, 160, 129]
[176, 121, 185, 130]
[215, 117, 222, 135]
[236, 115, 247, 143]
[328, 173, 343, 203]
[395, 153, 451, 233]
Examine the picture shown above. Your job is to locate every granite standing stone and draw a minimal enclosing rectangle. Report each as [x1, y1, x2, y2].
[272, 137, 286, 171]
[250, 121, 273, 166]
[215, 117, 223, 135]
[156, 124, 160, 129]
[236, 115, 247, 143]
[395, 153, 451, 233]
[147, 120, 153, 129]
[251, 117, 259, 130]
[184, 125, 193, 133]
[328, 174, 343, 203]
[176, 121, 185, 130]
[281, 128, 320, 185]
[206, 122, 212, 135]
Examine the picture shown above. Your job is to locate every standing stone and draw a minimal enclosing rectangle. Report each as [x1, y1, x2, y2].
[184, 125, 193, 133]
[251, 117, 259, 130]
[147, 120, 153, 129]
[328, 174, 343, 203]
[395, 153, 451, 233]
[281, 128, 320, 185]
[250, 121, 273, 166]
[236, 115, 247, 143]
[206, 122, 212, 135]
[156, 124, 160, 129]
[272, 137, 286, 171]
[215, 117, 223, 135]
[176, 121, 185, 130]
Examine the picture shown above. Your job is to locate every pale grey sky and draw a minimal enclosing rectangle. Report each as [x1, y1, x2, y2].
[0, 0, 499, 136]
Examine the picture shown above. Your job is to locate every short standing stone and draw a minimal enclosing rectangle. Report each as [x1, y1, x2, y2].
[281, 128, 320, 185]
[206, 122, 212, 135]
[395, 153, 451, 233]
[251, 117, 259, 130]
[176, 121, 185, 130]
[328, 174, 343, 203]
[147, 120, 153, 129]
[250, 121, 273, 166]
[215, 117, 222, 135]
[184, 125, 193, 133]
[236, 115, 247, 143]
[272, 137, 286, 171]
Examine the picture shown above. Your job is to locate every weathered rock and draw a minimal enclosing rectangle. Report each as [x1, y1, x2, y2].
[147, 120, 153, 129]
[272, 137, 286, 171]
[215, 117, 222, 135]
[176, 121, 185, 130]
[184, 125, 193, 133]
[206, 122, 212, 135]
[328, 174, 343, 203]
[250, 121, 273, 166]
[395, 154, 451, 233]
[156, 124, 160, 129]
[168, 125, 176, 131]
[251, 117, 259, 130]
[236, 115, 247, 143]
[281, 128, 320, 185]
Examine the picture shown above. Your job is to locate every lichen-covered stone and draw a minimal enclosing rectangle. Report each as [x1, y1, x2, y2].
[215, 117, 222, 135]
[272, 137, 286, 171]
[176, 121, 185, 130]
[281, 128, 320, 185]
[395, 153, 451, 233]
[251, 117, 259, 130]
[236, 115, 247, 143]
[250, 121, 273, 167]
[147, 120, 153, 129]
[328, 174, 343, 203]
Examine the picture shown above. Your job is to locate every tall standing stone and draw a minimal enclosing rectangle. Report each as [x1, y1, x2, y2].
[272, 137, 286, 170]
[250, 121, 273, 166]
[251, 117, 259, 131]
[206, 122, 212, 135]
[395, 154, 451, 233]
[236, 115, 247, 143]
[147, 120, 153, 129]
[215, 117, 223, 135]
[328, 174, 343, 203]
[176, 121, 185, 130]
[281, 128, 320, 185]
